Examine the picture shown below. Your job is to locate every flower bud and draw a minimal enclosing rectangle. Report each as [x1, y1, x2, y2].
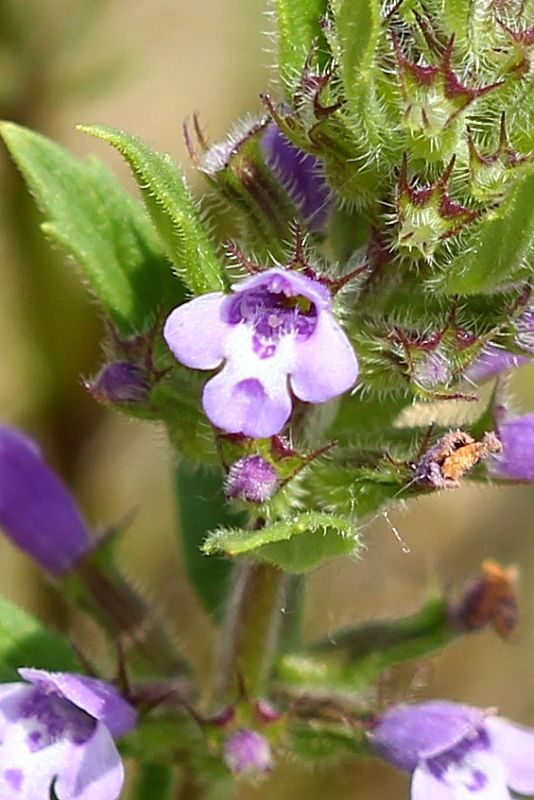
[224, 729, 273, 776]
[464, 344, 529, 384]
[85, 361, 151, 406]
[225, 456, 280, 504]
[261, 124, 331, 231]
[448, 560, 518, 638]
[0, 426, 92, 575]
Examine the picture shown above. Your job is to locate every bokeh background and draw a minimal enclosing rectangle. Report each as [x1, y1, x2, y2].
[1, 1, 533, 797]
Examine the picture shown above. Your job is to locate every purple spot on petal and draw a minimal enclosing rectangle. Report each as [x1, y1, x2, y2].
[466, 769, 487, 791]
[4, 769, 23, 791]
[18, 686, 96, 748]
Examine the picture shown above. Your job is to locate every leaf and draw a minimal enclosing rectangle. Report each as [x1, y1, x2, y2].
[334, 0, 382, 143]
[276, 0, 328, 94]
[0, 122, 180, 335]
[436, 169, 534, 294]
[132, 763, 176, 800]
[203, 511, 360, 573]
[79, 125, 227, 295]
[174, 464, 244, 620]
[0, 595, 82, 679]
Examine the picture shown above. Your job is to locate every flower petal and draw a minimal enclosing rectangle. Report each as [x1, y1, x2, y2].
[18, 670, 137, 739]
[289, 313, 359, 403]
[54, 723, 124, 800]
[0, 685, 68, 800]
[163, 292, 229, 369]
[412, 753, 510, 800]
[202, 324, 294, 437]
[203, 367, 292, 438]
[486, 716, 534, 795]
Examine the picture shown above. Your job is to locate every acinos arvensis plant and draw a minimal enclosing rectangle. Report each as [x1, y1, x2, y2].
[0, 0, 534, 796]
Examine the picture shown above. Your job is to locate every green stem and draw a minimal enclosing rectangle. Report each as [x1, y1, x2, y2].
[66, 555, 190, 677]
[215, 559, 286, 700]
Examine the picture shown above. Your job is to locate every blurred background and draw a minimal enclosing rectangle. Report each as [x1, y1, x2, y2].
[0, 1, 533, 797]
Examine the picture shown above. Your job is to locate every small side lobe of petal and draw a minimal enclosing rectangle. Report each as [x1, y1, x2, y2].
[290, 313, 358, 403]
[486, 716, 534, 795]
[163, 293, 229, 370]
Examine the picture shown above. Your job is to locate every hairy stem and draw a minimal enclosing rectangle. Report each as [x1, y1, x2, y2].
[214, 558, 286, 701]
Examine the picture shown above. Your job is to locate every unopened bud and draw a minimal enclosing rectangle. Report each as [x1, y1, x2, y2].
[85, 361, 151, 406]
[225, 456, 280, 504]
[449, 560, 518, 638]
[224, 729, 273, 776]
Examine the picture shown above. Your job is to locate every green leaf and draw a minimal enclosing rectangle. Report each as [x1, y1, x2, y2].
[335, 0, 382, 144]
[0, 595, 82, 679]
[203, 511, 360, 573]
[79, 125, 227, 295]
[436, 169, 534, 294]
[132, 763, 176, 800]
[0, 122, 179, 335]
[276, 0, 328, 95]
[174, 464, 244, 620]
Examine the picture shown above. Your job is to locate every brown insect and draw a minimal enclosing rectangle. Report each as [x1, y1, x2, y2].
[451, 560, 519, 639]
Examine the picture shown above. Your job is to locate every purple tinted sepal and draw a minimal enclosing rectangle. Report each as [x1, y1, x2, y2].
[0, 426, 92, 575]
[369, 701, 534, 799]
[86, 361, 151, 406]
[0, 668, 136, 800]
[224, 729, 273, 775]
[163, 267, 359, 438]
[225, 456, 280, 503]
[261, 124, 331, 231]
[491, 413, 534, 481]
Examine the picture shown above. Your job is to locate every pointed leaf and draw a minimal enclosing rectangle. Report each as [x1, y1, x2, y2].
[436, 169, 534, 294]
[80, 125, 227, 295]
[276, 0, 328, 94]
[0, 122, 179, 335]
[0, 595, 82, 679]
[203, 511, 360, 573]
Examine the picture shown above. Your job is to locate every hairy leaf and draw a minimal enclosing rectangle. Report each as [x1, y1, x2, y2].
[80, 125, 227, 295]
[0, 122, 179, 334]
[203, 511, 360, 573]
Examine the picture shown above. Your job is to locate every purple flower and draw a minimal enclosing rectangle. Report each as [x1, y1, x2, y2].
[261, 125, 331, 231]
[369, 701, 534, 799]
[163, 268, 359, 438]
[0, 667, 136, 799]
[0, 426, 92, 575]
[491, 413, 534, 481]
[224, 729, 273, 775]
[464, 344, 529, 384]
[225, 455, 280, 503]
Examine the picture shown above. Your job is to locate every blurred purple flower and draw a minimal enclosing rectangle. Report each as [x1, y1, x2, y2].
[261, 124, 331, 231]
[0, 426, 92, 575]
[491, 412, 534, 481]
[163, 268, 358, 438]
[225, 455, 280, 503]
[370, 701, 534, 799]
[464, 344, 529, 384]
[0, 667, 136, 799]
[224, 729, 272, 775]
[85, 361, 150, 406]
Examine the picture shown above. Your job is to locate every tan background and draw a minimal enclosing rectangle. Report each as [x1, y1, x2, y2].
[0, 1, 533, 797]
